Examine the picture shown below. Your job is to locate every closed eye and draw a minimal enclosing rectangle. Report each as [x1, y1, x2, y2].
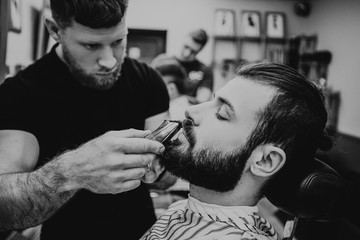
[215, 113, 227, 120]
[213, 95, 234, 121]
[215, 106, 229, 121]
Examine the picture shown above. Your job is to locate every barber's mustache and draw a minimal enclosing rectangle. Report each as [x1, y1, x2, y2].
[182, 118, 196, 147]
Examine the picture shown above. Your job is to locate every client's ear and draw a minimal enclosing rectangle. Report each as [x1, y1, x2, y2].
[250, 144, 286, 177]
[44, 17, 61, 42]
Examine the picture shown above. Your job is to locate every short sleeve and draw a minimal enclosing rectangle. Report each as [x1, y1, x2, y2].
[0, 78, 38, 133]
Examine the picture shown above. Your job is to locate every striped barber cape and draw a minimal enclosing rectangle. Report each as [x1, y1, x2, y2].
[140, 196, 279, 240]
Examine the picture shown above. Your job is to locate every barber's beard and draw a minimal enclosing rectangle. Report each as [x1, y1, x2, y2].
[160, 120, 249, 192]
[62, 46, 124, 90]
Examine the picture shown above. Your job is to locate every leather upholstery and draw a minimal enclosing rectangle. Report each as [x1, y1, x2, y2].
[265, 158, 347, 221]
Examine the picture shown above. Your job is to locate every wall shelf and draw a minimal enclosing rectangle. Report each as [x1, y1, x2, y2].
[212, 34, 288, 65]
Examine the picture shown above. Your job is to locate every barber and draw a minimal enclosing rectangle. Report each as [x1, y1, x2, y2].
[0, 0, 169, 239]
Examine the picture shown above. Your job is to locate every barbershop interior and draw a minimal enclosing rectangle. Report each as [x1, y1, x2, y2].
[1, 0, 360, 239]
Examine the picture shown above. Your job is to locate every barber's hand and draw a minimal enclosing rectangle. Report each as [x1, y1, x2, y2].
[58, 129, 165, 194]
[141, 155, 165, 184]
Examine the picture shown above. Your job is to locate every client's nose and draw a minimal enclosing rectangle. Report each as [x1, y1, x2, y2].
[185, 104, 203, 126]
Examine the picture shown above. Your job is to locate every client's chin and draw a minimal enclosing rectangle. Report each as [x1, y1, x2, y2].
[159, 139, 189, 174]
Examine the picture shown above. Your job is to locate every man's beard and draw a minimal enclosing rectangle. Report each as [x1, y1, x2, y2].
[160, 119, 250, 192]
[62, 45, 123, 90]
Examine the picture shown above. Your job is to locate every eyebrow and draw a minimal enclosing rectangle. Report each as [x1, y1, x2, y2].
[79, 40, 100, 45]
[217, 96, 235, 113]
[78, 31, 128, 45]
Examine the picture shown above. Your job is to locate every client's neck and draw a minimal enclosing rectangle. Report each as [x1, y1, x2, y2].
[189, 184, 259, 207]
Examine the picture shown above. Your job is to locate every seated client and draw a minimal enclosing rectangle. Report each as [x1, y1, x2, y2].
[140, 60, 333, 240]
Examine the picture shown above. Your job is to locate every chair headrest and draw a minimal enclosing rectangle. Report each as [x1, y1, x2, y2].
[265, 158, 347, 221]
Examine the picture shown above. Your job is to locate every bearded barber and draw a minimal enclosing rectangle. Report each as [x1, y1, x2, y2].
[0, 0, 170, 239]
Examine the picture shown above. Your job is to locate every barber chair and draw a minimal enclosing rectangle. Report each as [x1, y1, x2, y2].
[265, 158, 347, 240]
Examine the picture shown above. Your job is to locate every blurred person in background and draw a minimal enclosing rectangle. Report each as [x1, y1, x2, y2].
[152, 28, 214, 104]
[153, 61, 192, 120]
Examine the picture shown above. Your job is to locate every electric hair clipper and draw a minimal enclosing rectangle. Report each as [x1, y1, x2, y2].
[143, 120, 182, 182]
[145, 120, 182, 145]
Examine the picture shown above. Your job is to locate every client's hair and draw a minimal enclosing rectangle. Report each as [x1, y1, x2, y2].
[238, 60, 332, 169]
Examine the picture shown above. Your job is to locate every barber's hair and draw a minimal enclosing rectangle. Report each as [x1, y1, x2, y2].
[50, 0, 128, 29]
[154, 62, 186, 94]
[189, 28, 208, 48]
[237, 60, 332, 166]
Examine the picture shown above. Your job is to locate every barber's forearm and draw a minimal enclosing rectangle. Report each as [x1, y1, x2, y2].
[0, 158, 76, 231]
[0, 129, 165, 230]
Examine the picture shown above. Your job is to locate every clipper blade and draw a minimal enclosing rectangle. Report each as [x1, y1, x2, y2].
[145, 120, 182, 145]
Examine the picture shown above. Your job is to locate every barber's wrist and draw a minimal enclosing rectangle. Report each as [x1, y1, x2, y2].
[37, 151, 79, 193]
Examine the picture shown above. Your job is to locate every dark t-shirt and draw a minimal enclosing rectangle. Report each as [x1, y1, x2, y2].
[0, 47, 169, 239]
[151, 54, 213, 97]
[178, 58, 213, 97]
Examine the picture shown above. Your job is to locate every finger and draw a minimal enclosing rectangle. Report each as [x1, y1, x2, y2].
[118, 154, 156, 169]
[119, 167, 148, 180]
[113, 160, 155, 183]
[142, 171, 157, 184]
[117, 138, 165, 154]
[111, 129, 151, 138]
[118, 179, 142, 193]
[151, 158, 164, 174]
[141, 160, 165, 184]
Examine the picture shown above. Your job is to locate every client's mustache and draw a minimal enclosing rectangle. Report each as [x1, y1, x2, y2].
[182, 118, 196, 148]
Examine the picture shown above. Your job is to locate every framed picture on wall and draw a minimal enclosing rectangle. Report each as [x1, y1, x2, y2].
[265, 12, 286, 39]
[214, 9, 235, 37]
[265, 43, 286, 63]
[9, 0, 22, 33]
[240, 10, 261, 39]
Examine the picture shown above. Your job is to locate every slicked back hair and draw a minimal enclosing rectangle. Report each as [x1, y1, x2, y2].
[237, 61, 331, 170]
[50, 0, 128, 29]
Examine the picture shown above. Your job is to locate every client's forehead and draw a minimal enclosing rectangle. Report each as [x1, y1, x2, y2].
[216, 76, 275, 115]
